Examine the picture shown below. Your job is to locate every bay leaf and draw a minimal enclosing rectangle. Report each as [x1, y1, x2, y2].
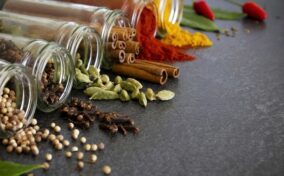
[0, 160, 43, 176]
[182, 12, 220, 32]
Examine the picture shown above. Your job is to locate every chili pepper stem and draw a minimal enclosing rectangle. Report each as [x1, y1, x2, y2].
[224, 0, 242, 7]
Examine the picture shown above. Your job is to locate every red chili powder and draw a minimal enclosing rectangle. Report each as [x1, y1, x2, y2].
[137, 8, 195, 62]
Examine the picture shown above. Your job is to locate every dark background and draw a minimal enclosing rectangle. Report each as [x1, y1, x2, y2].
[0, 0, 284, 176]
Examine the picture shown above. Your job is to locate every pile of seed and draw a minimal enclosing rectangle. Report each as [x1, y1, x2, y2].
[1, 117, 111, 174]
[2, 118, 42, 155]
[0, 87, 26, 133]
[41, 62, 65, 105]
[61, 97, 139, 135]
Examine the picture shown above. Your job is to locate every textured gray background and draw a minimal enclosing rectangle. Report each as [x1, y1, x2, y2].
[0, 0, 284, 175]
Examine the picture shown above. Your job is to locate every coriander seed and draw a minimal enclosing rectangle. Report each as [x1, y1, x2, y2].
[65, 151, 72, 158]
[45, 153, 52, 161]
[77, 161, 84, 170]
[42, 162, 50, 170]
[50, 122, 56, 128]
[72, 129, 80, 140]
[102, 165, 111, 175]
[91, 144, 98, 151]
[54, 126, 61, 133]
[63, 139, 70, 147]
[68, 122, 74, 130]
[72, 146, 78, 152]
[80, 137, 86, 144]
[84, 144, 91, 151]
[77, 152, 84, 160]
[90, 154, 97, 163]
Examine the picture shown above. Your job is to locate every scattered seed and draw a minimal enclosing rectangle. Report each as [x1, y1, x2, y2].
[80, 137, 86, 144]
[65, 151, 72, 158]
[89, 154, 97, 163]
[68, 122, 74, 130]
[98, 143, 105, 150]
[77, 161, 84, 170]
[72, 129, 80, 140]
[91, 144, 98, 151]
[57, 134, 64, 141]
[54, 126, 61, 133]
[42, 162, 50, 170]
[50, 122, 56, 128]
[84, 144, 91, 151]
[31, 119, 37, 126]
[77, 152, 84, 160]
[45, 153, 52, 161]
[102, 165, 111, 175]
[63, 139, 70, 147]
[72, 146, 79, 152]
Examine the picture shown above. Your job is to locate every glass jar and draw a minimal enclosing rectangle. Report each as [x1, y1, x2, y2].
[0, 60, 37, 138]
[0, 33, 74, 112]
[59, 0, 182, 36]
[0, 10, 103, 70]
[3, 0, 132, 69]
[153, 0, 184, 36]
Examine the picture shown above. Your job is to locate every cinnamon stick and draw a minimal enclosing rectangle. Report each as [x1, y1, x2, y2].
[112, 63, 168, 85]
[107, 50, 126, 63]
[111, 28, 129, 41]
[114, 41, 126, 50]
[135, 59, 180, 78]
[125, 41, 140, 55]
[124, 53, 135, 64]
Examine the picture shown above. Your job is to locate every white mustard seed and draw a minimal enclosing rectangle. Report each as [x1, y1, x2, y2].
[50, 122, 56, 128]
[68, 123, 74, 130]
[77, 161, 84, 170]
[90, 154, 97, 163]
[54, 126, 61, 133]
[84, 144, 91, 151]
[80, 137, 86, 144]
[77, 152, 84, 160]
[65, 151, 72, 158]
[91, 144, 98, 151]
[45, 153, 52, 161]
[102, 165, 111, 175]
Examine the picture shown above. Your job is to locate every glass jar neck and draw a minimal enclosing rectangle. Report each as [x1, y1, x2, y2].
[0, 60, 37, 138]
[154, 0, 184, 36]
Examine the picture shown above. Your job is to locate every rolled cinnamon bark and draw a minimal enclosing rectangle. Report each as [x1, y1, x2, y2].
[106, 42, 116, 50]
[125, 41, 140, 55]
[124, 53, 135, 64]
[112, 63, 168, 85]
[135, 59, 180, 78]
[115, 41, 126, 50]
[107, 50, 126, 63]
[111, 28, 129, 41]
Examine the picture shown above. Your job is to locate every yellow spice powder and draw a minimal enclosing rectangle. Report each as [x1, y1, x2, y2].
[154, 0, 213, 47]
[162, 23, 213, 47]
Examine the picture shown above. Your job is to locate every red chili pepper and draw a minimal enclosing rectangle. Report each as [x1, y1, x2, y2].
[242, 2, 267, 21]
[193, 0, 215, 21]
[226, 0, 267, 21]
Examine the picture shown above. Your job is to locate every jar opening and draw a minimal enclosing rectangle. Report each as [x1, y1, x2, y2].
[35, 45, 74, 112]
[0, 63, 36, 137]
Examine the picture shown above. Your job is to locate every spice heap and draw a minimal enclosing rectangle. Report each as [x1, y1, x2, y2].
[0, 38, 66, 106]
[61, 97, 140, 135]
[155, 0, 213, 48]
[0, 87, 26, 134]
[137, 8, 195, 62]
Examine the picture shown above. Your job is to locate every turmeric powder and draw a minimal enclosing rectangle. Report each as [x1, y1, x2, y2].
[154, 0, 213, 47]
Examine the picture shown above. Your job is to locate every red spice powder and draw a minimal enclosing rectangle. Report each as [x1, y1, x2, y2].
[137, 8, 195, 62]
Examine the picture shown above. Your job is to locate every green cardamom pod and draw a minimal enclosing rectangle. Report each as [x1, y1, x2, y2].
[126, 78, 143, 89]
[138, 92, 147, 107]
[156, 90, 175, 101]
[120, 81, 136, 92]
[100, 74, 110, 83]
[131, 89, 140, 99]
[87, 87, 119, 100]
[120, 89, 130, 102]
[75, 68, 92, 83]
[76, 54, 83, 67]
[112, 84, 122, 93]
[88, 66, 100, 80]
[114, 76, 123, 84]
[103, 82, 114, 90]
[145, 88, 156, 101]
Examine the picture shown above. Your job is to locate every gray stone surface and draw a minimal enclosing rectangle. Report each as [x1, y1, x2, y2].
[0, 0, 284, 175]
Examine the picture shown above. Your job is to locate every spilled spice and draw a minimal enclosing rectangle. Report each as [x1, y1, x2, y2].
[137, 8, 195, 62]
[61, 97, 140, 135]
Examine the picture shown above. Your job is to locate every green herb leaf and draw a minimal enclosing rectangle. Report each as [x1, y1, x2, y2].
[0, 160, 43, 176]
[182, 12, 220, 32]
[213, 8, 247, 20]
[184, 5, 246, 20]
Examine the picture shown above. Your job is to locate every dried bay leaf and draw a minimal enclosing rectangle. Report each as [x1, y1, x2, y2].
[0, 160, 43, 176]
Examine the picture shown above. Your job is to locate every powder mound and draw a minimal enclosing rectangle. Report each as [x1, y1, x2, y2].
[137, 8, 195, 62]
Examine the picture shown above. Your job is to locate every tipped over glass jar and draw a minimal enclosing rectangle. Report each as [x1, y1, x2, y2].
[0, 34, 74, 112]
[0, 10, 103, 70]
[0, 60, 37, 138]
[3, 0, 140, 69]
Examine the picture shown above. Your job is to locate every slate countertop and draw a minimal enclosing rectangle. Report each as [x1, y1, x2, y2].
[0, 0, 283, 176]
